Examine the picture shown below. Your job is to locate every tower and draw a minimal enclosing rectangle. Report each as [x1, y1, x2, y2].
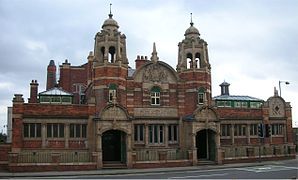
[93, 5, 128, 65]
[177, 13, 210, 71]
[177, 14, 212, 112]
[91, 6, 129, 112]
[46, 60, 56, 90]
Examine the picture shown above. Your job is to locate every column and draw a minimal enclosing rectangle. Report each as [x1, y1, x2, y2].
[231, 124, 235, 145]
[41, 123, 46, 148]
[126, 134, 132, 168]
[191, 133, 197, 165]
[145, 124, 149, 147]
[165, 124, 169, 147]
[65, 123, 69, 148]
[96, 134, 102, 168]
[247, 124, 250, 144]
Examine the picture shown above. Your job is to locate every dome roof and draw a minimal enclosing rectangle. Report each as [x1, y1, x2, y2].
[184, 22, 200, 37]
[102, 14, 119, 29]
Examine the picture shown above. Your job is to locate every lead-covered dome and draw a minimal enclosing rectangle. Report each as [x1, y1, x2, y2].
[102, 13, 119, 30]
[184, 22, 200, 38]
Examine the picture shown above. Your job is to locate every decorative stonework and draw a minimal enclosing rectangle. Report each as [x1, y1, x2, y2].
[194, 107, 217, 122]
[143, 64, 168, 82]
[134, 108, 178, 117]
[269, 97, 285, 117]
[101, 106, 127, 120]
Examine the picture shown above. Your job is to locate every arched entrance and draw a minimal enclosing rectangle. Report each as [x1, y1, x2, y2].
[196, 129, 216, 161]
[102, 130, 126, 163]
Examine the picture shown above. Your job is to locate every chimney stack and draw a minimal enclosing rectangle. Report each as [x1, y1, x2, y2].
[29, 80, 39, 103]
[135, 55, 148, 69]
[46, 60, 56, 90]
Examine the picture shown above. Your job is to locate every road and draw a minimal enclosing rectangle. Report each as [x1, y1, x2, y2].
[23, 158, 298, 179]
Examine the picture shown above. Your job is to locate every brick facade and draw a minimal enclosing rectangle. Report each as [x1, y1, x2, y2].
[4, 11, 295, 172]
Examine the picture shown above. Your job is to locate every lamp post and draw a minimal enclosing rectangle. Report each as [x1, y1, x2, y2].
[279, 81, 290, 97]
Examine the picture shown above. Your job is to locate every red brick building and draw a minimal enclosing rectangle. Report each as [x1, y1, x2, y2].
[6, 11, 295, 172]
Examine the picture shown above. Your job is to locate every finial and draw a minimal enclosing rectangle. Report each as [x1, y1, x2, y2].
[190, 13, 194, 26]
[109, 3, 113, 18]
[151, 42, 159, 63]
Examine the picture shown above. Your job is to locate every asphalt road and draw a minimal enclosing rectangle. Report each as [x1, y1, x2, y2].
[22, 158, 298, 179]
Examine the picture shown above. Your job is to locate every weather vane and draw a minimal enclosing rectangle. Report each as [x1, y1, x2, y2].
[190, 13, 193, 26]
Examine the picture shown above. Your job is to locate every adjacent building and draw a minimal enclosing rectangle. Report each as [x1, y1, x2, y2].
[6, 10, 295, 172]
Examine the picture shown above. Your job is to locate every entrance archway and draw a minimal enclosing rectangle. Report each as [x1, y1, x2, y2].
[196, 129, 216, 161]
[102, 130, 126, 163]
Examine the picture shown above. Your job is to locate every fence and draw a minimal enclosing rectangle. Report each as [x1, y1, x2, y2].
[14, 151, 91, 163]
[136, 149, 188, 161]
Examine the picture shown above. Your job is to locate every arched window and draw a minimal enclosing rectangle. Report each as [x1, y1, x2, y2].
[101, 47, 105, 59]
[108, 46, 116, 63]
[109, 84, 117, 102]
[151, 86, 160, 105]
[198, 87, 205, 104]
[195, 53, 201, 68]
[186, 53, 192, 69]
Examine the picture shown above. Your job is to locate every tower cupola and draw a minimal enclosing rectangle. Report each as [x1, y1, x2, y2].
[177, 13, 210, 72]
[94, 4, 128, 66]
[220, 81, 230, 96]
[184, 13, 200, 39]
[102, 4, 119, 31]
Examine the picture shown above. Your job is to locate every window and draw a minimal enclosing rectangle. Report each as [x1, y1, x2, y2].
[250, 102, 261, 108]
[221, 124, 231, 136]
[134, 124, 144, 143]
[47, 123, 64, 138]
[151, 87, 160, 105]
[241, 102, 248, 108]
[23, 123, 41, 138]
[217, 101, 231, 107]
[250, 124, 258, 136]
[235, 101, 248, 108]
[70, 124, 87, 138]
[272, 124, 284, 135]
[234, 124, 246, 136]
[149, 125, 164, 144]
[108, 84, 117, 102]
[198, 87, 205, 104]
[235, 101, 241, 108]
[168, 124, 179, 143]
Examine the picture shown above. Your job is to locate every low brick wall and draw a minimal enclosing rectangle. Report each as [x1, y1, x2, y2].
[8, 163, 97, 172]
[223, 154, 296, 164]
[133, 160, 191, 169]
[0, 144, 11, 171]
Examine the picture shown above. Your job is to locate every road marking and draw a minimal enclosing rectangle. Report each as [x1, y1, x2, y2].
[237, 165, 298, 173]
[169, 173, 228, 179]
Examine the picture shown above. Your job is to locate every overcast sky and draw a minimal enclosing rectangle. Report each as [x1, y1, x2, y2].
[0, 0, 297, 133]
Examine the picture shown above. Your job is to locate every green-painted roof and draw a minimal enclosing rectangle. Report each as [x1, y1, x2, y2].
[213, 95, 263, 101]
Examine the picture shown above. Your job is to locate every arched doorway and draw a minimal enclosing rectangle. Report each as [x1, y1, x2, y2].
[102, 130, 126, 163]
[196, 129, 216, 161]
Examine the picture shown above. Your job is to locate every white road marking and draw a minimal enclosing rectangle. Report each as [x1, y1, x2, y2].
[236, 165, 298, 173]
[168, 173, 228, 179]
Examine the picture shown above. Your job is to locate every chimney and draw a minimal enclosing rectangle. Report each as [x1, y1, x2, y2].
[29, 80, 39, 103]
[135, 55, 148, 69]
[46, 60, 56, 90]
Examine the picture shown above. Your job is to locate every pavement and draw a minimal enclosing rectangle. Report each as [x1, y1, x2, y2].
[0, 158, 297, 178]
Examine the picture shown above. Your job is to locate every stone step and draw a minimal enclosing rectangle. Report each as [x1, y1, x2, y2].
[103, 161, 127, 169]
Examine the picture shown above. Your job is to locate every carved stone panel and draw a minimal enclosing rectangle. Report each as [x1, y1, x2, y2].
[269, 97, 285, 118]
[101, 106, 128, 120]
[134, 63, 177, 83]
[134, 108, 178, 118]
[194, 107, 217, 122]
[142, 64, 168, 82]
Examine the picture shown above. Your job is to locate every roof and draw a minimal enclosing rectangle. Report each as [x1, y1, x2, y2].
[39, 87, 73, 96]
[213, 95, 263, 101]
[128, 68, 135, 77]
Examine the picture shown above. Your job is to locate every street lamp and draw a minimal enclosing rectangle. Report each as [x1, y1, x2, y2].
[279, 81, 290, 97]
